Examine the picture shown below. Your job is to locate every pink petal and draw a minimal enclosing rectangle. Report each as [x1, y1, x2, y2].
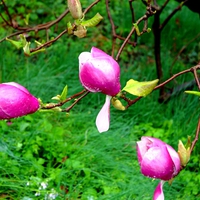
[166, 145, 181, 175]
[136, 140, 149, 165]
[140, 145, 175, 180]
[153, 181, 165, 200]
[3, 82, 30, 94]
[91, 47, 110, 58]
[79, 59, 120, 96]
[142, 136, 166, 146]
[145, 137, 181, 176]
[96, 95, 111, 133]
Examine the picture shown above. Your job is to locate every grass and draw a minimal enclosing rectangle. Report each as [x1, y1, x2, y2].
[0, 39, 199, 199]
[0, 1, 200, 199]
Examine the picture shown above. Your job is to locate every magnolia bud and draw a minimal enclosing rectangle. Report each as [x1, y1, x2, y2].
[67, 0, 83, 19]
[79, 47, 121, 96]
[137, 136, 181, 181]
[0, 82, 39, 119]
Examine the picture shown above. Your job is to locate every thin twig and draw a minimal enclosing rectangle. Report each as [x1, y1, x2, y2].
[154, 68, 192, 90]
[106, 0, 115, 33]
[160, 0, 188, 31]
[115, 26, 135, 61]
[105, 0, 116, 57]
[106, 0, 136, 57]
[83, 0, 101, 15]
[170, 33, 200, 76]
[192, 66, 200, 90]
[159, 0, 170, 13]
[65, 91, 90, 112]
[30, 29, 68, 53]
[1, 0, 13, 25]
[115, 35, 136, 46]
[0, 31, 25, 43]
[121, 95, 142, 109]
[129, 0, 138, 44]
[0, 12, 11, 26]
[190, 118, 200, 154]
[129, 0, 135, 23]
[41, 89, 87, 109]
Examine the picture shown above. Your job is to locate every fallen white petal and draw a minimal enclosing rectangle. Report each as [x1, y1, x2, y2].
[96, 95, 111, 133]
[153, 180, 165, 200]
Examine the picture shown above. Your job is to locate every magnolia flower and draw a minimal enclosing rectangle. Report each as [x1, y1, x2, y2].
[137, 136, 181, 200]
[0, 82, 39, 119]
[79, 47, 121, 132]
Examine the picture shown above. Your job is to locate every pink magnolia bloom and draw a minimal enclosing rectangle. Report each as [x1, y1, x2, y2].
[0, 82, 39, 120]
[137, 136, 181, 200]
[79, 47, 121, 132]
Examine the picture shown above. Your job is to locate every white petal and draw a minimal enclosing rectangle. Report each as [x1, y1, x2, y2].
[96, 95, 111, 133]
[78, 52, 91, 71]
[153, 181, 165, 200]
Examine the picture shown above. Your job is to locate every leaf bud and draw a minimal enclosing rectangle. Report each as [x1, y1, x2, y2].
[67, 0, 83, 19]
[178, 140, 190, 167]
[111, 97, 125, 111]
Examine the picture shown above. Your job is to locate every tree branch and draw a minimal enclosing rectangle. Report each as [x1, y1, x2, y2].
[115, 4, 155, 61]
[0, 9, 70, 42]
[120, 64, 200, 108]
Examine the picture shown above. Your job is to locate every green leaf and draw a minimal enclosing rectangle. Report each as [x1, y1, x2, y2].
[23, 41, 45, 56]
[80, 13, 103, 27]
[60, 85, 68, 101]
[51, 95, 61, 101]
[51, 85, 68, 101]
[185, 90, 200, 97]
[6, 38, 24, 49]
[24, 13, 30, 25]
[122, 79, 159, 97]
[6, 34, 45, 56]
[6, 34, 27, 49]
[34, 40, 43, 47]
